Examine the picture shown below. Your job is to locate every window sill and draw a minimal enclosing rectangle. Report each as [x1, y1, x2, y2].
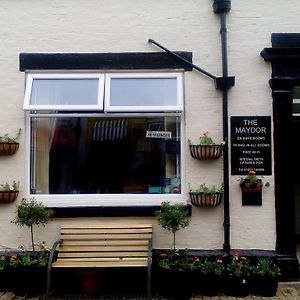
[48, 204, 192, 218]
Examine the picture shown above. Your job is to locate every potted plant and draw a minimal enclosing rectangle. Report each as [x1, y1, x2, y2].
[10, 198, 52, 295]
[0, 180, 20, 203]
[239, 170, 270, 194]
[155, 201, 190, 250]
[250, 258, 280, 296]
[188, 131, 224, 159]
[0, 128, 21, 155]
[239, 170, 270, 205]
[9, 243, 50, 295]
[156, 249, 194, 299]
[155, 202, 190, 299]
[0, 255, 11, 290]
[223, 255, 251, 297]
[12, 197, 52, 252]
[194, 257, 225, 296]
[189, 183, 223, 207]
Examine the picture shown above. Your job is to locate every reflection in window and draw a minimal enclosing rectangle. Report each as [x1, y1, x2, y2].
[30, 116, 181, 195]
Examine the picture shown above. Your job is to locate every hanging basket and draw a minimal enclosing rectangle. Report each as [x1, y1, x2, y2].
[0, 190, 19, 203]
[189, 144, 222, 159]
[189, 192, 223, 207]
[0, 142, 19, 155]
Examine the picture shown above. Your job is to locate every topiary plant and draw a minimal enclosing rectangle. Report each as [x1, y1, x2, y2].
[12, 198, 52, 252]
[155, 201, 190, 250]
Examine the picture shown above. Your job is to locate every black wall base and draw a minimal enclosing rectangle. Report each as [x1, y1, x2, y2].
[276, 254, 299, 281]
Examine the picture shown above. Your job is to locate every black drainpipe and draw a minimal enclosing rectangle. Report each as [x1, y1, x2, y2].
[213, 0, 231, 253]
[148, 0, 234, 255]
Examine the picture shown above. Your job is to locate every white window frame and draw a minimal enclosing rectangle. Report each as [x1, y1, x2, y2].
[104, 73, 183, 112]
[293, 99, 300, 116]
[23, 73, 105, 111]
[24, 72, 186, 207]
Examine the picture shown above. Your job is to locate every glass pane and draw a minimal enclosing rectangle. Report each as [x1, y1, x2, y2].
[30, 116, 181, 195]
[30, 79, 99, 106]
[293, 102, 300, 114]
[110, 78, 177, 107]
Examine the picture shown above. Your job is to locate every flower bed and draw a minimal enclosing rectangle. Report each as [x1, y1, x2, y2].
[155, 253, 280, 297]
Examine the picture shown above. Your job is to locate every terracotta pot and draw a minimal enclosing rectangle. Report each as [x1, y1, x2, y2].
[241, 182, 262, 194]
[77, 269, 99, 296]
[0, 190, 19, 203]
[189, 192, 222, 207]
[0, 142, 19, 155]
[189, 144, 222, 159]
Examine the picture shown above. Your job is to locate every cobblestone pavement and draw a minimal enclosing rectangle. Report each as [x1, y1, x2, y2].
[1, 284, 300, 300]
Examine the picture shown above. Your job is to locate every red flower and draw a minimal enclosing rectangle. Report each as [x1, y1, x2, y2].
[249, 170, 256, 175]
[160, 252, 168, 258]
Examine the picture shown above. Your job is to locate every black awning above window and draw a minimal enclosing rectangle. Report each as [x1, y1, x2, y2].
[19, 52, 193, 72]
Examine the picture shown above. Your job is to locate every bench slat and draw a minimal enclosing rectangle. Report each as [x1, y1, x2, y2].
[52, 260, 148, 268]
[59, 245, 148, 252]
[60, 233, 152, 240]
[55, 257, 147, 262]
[61, 224, 152, 230]
[58, 252, 148, 258]
[61, 228, 152, 234]
[61, 240, 148, 246]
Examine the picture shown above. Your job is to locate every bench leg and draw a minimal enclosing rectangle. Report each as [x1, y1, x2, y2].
[46, 239, 61, 299]
[147, 264, 151, 300]
[147, 240, 152, 300]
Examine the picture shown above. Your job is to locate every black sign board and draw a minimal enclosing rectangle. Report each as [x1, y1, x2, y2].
[231, 116, 271, 175]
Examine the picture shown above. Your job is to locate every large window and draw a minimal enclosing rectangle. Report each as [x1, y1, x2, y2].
[25, 72, 184, 206]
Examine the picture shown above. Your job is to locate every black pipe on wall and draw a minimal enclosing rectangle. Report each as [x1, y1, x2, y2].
[212, 0, 231, 253]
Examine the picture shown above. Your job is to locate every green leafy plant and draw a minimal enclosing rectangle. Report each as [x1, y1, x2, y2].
[198, 258, 225, 276]
[0, 128, 21, 143]
[0, 180, 20, 191]
[239, 170, 270, 187]
[9, 244, 49, 268]
[188, 131, 224, 146]
[226, 255, 250, 277]
[251, 258, 280, 277]
[189, 183, 224, 194]
[0, 256, 8, 272]
[158, 249, 197, 272]
[155, 201, 189, 250]
[12, 198, 52, 252]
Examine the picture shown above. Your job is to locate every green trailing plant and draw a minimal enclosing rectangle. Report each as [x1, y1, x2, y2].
[251, 258, 280, 277]
[12, 198, 52, 252]
[0, 128, 21, 143]
[188, 131, 224, 146]
[239, 170, 270, 187]
[0, 180, 19, 191]
[189, 183, 224, 194]
[155, 201, 190, 250]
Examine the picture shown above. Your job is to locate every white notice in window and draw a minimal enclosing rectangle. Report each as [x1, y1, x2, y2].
[146, 131, 172, 139]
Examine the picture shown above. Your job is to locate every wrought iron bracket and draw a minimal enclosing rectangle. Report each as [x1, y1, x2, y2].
[148, 38, 235, 90]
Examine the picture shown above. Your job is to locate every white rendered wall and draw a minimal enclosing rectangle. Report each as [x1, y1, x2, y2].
[0, 0, 298, 252]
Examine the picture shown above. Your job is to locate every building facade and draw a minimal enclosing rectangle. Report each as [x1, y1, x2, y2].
[0, 0, 299, 278]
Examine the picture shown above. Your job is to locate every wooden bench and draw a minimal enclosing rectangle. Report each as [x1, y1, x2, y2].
[46, 224, 152, 299]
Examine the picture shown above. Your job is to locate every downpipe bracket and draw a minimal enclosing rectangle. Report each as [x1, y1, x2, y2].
[215, 76, 235, 90]
[213, 0, 231, 14]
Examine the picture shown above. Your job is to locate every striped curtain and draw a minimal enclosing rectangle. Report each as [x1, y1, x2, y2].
[93, 119, 128, 142]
